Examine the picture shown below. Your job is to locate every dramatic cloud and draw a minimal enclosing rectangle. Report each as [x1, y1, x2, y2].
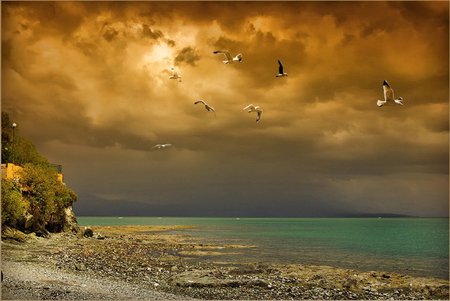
[174, 47, 201, 66]
[2, 1, 448, 217]
[142, 24, 163, 40]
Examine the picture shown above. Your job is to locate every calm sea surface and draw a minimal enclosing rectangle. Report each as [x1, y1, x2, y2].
[77, 217, 449, 279]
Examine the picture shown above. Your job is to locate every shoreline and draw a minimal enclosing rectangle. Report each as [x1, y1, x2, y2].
[2, 225, 449, 300]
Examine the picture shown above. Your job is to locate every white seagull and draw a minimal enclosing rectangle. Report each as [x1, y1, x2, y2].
[243, 104, 263, 122]
[377, 80, 404, 107]
[152, 144, 172, 150]
[194, 100, 215, 113]
[213, 50, 242, 64]
[276, 60, 288, 77]
[169, 68, 182, 82]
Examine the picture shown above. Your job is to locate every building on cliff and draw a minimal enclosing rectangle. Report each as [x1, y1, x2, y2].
[1, 163, 64, 183]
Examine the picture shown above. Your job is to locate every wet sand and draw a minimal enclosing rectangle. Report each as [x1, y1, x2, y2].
[1, 225, 448, 300]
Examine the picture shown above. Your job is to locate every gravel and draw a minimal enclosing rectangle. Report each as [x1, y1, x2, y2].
[2, 260, 189, 300]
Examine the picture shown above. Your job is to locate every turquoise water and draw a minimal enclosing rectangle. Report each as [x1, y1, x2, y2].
[78, 217, 449, 279]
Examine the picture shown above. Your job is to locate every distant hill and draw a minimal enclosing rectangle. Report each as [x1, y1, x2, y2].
[336, 212, 417, 218]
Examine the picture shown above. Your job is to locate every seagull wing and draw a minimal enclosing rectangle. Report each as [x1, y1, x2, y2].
[194, 100, 206, 105]
[278, 60, 284, 74]
[214, 50, 232, 61]
[152, 144, 162, 149]
[243, 104, 255, 111]
[206, 104, 215, 112]
[383, 85, 394, 102]
[164, 144, 172, 147]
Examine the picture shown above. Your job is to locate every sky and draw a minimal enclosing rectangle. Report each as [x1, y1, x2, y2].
[2, 1, 449, 217]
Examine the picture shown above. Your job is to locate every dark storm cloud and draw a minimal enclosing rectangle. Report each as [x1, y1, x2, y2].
[174, 47, 200, 66]
[142, 24, 163, 40]
[1, 2, 87, 37]
[388, 1, 449, 29]
[102, 25, 119, 42]
[2, 1, 448, 217]
[30, 115, 153, 151]
[359, 19, 394, 38]
[166, 39, 176, 47]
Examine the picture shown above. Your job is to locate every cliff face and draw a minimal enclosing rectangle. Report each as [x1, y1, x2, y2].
[63, 206, 80, 233]
[2, 168, 80, 236]
[19, 206, 80, 235]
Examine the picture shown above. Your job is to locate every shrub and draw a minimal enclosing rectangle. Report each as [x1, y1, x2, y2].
[1, 179, 27, 227]
[1, 112, 47, 165]
[19, 164, 77, 232]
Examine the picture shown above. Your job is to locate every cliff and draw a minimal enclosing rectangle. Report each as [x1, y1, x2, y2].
[1, 112, 79, 237]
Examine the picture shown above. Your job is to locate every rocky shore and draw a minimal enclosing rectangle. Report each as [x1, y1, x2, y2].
[2, 225, 449, 300]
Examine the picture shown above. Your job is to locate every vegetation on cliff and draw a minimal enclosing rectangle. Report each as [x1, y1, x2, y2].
[1, 179, 27, 228]
[1, 112, 78, 236]
[1, 112, 47, 166]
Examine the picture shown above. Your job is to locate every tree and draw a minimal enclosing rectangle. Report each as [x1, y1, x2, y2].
[1, 112, 47, 165]
[19, 164, 77, 232]
[1, 112, 13, 163]
[1, 111, 79, 234]
[11, 135, 48, 166]
[1, 179, 27, 227]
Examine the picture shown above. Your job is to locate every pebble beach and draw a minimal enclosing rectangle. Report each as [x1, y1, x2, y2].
[2, 225, 449, 300]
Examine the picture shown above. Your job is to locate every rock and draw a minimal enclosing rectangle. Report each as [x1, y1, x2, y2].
[22, 213, 34, 230]
[344, 277, 358, 289]
[75, 263, 87, 271]
[172, 270, 243, 288]
[27, 232, 38, 240]
[229, 265, 264, 275]
[247, 279, 270, 288]
[1, 227, 28, 242]
[230, 281, 243, 288]
[431, 285, 450, 299]
[35, 229, 50, 238]
[83, 227, 94, 238]
[63, 206, 80, 233]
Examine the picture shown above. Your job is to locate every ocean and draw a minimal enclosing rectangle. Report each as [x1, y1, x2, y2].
[77, 217, 449, 279]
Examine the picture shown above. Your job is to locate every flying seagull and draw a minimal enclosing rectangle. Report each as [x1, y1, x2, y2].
[243, 104, 263, 122]
[276, 60, 288, 77]
[377, 80, 404, 107]
[213, 50, 242, 64]
[194, 100, 215, 113]
[169, 68, 182, 82]
[152, 144, 172, 150]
